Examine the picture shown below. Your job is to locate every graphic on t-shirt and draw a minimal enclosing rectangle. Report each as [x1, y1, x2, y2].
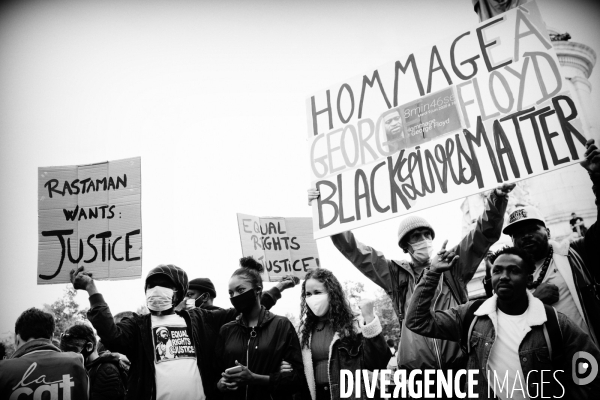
[152, 325, 196, 363]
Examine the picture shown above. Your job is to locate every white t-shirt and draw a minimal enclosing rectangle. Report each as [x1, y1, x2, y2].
[532, 258, 589, 335]
[151, 314, 205, 400]
[487, 310, 529, 400]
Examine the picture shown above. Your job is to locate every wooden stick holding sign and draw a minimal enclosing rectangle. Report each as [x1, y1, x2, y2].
[236, 213, 320, 282]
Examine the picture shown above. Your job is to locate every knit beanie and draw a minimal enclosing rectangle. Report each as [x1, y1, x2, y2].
[397, 216, 435, 246]
[145, 264, 189, 303]
[189, 278, 217, 298]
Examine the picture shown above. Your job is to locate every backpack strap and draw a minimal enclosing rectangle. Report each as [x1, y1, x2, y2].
[461, 299, 485, 354]
[444, 270, 467, 304]
[542, 304, 564, 367]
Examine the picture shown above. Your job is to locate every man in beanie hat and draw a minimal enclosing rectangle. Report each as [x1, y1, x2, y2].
[308, 181, 514, 377]
[70, 263, 287, 400]
[185, 278, 219, 309]
[502, 138, 600, 345]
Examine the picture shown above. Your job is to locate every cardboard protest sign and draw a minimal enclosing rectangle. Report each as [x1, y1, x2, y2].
[306, 0, 588, 239]
[38, 157, 142, 284]
[237, 213, 319, 281]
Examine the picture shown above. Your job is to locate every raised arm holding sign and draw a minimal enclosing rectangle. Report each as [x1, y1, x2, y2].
[309, 182, 513, 375]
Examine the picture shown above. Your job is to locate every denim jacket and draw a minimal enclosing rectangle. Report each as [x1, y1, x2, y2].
[406, 269, 600, 399]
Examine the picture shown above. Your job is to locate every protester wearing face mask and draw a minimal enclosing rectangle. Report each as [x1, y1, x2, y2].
[70, 263, 286, 400]
[216, 257, 307, 400]
[184, 278, 221, 310]
[308, 183, 514, 379]
[61, 323, 126, 400]
[298, 268, 390, 400]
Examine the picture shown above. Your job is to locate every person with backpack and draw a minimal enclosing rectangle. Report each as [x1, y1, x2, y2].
[61, 323, 126, 400]
[405, 245, 600, 398]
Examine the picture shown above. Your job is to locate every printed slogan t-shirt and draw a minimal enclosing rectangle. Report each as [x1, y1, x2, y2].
[151, 314, 205, 400]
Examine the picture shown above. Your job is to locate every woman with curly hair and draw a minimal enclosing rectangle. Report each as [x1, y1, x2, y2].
[298, 268, 391, 400]
[216, 257, 308, 400]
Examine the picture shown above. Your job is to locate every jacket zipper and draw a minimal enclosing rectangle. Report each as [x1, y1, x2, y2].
[246, 327, 256, 400]
[432, 280, 443, 369]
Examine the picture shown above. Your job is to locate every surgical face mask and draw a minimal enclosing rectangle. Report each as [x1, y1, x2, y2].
[306, 293, 330, 317]
[146, 286, 175, 312]
[409, 239, 434, 264]
[185, 298, 196, 308]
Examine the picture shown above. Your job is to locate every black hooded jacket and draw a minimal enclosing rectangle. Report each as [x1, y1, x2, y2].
[215, 307, 308, 400]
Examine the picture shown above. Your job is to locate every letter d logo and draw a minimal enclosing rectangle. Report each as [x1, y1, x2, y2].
[572, 351, 598, 385]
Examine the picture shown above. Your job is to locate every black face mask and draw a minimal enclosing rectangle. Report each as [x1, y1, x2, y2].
[230, 289, 257, 314]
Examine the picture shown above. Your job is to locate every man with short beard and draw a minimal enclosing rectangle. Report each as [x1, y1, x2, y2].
[503, 139, 600, 345]
[406, 246, 600, 398]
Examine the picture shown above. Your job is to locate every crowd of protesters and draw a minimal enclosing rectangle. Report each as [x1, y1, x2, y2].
[0, 139, 599, 400]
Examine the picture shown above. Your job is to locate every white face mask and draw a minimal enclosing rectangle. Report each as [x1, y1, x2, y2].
[146, 286, 175, 312]
[409, 239, 434, 264]
[306, 293, 330, 317]
[185, 298, 196, 308]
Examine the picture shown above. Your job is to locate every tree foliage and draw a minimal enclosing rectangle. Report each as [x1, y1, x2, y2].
[342, 280, 365, 310]
[0, 333, 16, 359]
[374, 287, 401, 342]
[42, 286, 89, 338]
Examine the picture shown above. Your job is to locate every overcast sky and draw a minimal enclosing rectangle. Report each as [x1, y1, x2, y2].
[1, 0, 599, 337]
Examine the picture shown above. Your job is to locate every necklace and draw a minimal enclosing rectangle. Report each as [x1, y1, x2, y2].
[315, 320, 328, 332]
[527, 246, 553, 289]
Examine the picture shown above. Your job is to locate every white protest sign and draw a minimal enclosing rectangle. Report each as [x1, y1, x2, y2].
[38, 157, 142, 284]
[237, 213, 320, 281]
[306, 0, 588, 239]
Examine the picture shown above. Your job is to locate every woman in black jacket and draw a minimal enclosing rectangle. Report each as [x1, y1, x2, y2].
[216, 257, 307, 400]
[298, 268, 391, 400]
